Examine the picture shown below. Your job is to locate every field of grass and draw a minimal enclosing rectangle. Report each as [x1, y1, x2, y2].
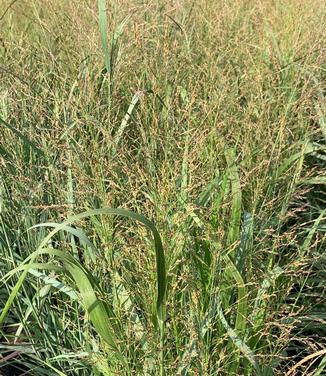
[0, 0, 325, 375]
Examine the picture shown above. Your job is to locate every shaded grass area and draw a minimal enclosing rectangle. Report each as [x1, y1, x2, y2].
[0, 0, 325, 374]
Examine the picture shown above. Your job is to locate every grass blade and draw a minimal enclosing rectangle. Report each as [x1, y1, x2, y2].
[0, 115, 44, 156]
[98, 0, 110, 75]
[225, 146, 242, 250]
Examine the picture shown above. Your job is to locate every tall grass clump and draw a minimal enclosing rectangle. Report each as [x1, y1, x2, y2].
[0, 0, 325, 374]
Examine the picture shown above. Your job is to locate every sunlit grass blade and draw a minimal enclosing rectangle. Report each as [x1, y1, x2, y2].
[215, 291, 262, 375]
[274, 141, 323, 181]
[248, 266, 284, 350]
[236, 211, 253, 274]
[27, 268, 78, 300]
[31, 222, 99, 263]
[221, 249, 248, 375]
[112, 91, 144, 155]
[300, 209, 326, 257]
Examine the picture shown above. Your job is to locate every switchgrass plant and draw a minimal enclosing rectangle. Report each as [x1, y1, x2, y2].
[0, 0, 325, 374]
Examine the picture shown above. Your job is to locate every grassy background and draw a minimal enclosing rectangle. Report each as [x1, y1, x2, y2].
[0, 0, 325, 374]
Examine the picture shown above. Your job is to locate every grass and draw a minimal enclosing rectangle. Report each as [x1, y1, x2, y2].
[0, 0, 325, 374]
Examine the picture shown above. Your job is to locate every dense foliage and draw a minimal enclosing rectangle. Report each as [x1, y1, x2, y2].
[0, 1, 325, 374]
